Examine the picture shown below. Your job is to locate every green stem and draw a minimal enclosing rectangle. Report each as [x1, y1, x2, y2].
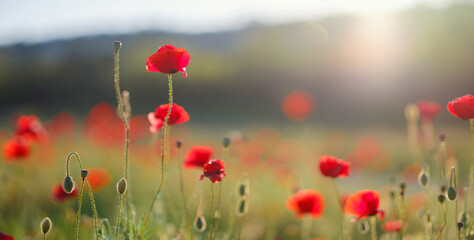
[75, 179, 85, 240]
[469, 119, 474, 238]
[210, 183, 215, 240]
[438, 204, 446, 240]
[370, 216, 377, 240]
[178, 145, 193, 240]
[114, 194, 124, 240]
[237, 217, 243, 240]
[113, 42, 131, 229]
[138, 73, 174, 239]
[66, 152, 84, 175]
[399, 194, 404, 240]
[302, 215, 311, 240]
[330, 180, 346, 240]
[213, 148, 228, 239]
[85, 179, 100, 240]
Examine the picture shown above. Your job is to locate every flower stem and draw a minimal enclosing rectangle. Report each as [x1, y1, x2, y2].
[75, 179, 85, 240]
[114, 194, 124, 240]
[370, 216, 377, 240]
[85, 179, 100, 240]
[330, 179, 346, 240]
[213, 147, 228, 239]
[210, 183, 215, 240]
[469, 119, 474, 237]
[302, 215, 311, 240]
[438, 204, 447, 240]
[138, 73, 174, 239]
[178, 144, 193, 240]
[113, 41, 131, 229]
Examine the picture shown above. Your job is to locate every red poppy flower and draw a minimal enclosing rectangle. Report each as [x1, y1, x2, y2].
[51, 183, 79, 202]
[0, 231, 14, 240]
[345, 190, 384, 221]
[183, 146, 213, 169]
[281, 91, 315, 122]
[146, 44, 191, 77]
[416, 101, 441, 122]
[84, 168, 111, 192]
[382, 220, 402, 232]
[447, 95, 474, 120]
[148, 103, 190, 133]
[14, 115, 47, 141]
[2, 137, 30, 160]
[319, 155, 350, 178]
[199, 160, 226, 183]
[286, 189, 325, 219]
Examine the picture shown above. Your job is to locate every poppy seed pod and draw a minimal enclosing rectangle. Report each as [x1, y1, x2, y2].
[41, 217, 52, 234]
[81, 170, 88, 180]
[176, 140, 182, 149]
[222, 137, 231, 148]
[447, 186, 457, 201]
[116, 178, 127, 195]
[63, 176, 75, 194]
[113, 41, 122, 51]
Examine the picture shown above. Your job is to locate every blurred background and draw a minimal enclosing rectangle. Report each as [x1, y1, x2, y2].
[1, 0, 473, 128]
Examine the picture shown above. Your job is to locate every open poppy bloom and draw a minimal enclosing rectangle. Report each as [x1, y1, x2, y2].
[146, 44, 191, 77]
[14, 115, 47, 141]
[286, 190, 325, 219]
[447, 94, 474, 120]
[319, 155, 350, 178]
[2, 137, 30, 160]
[416, 101, 441, 122]
[345, 190, 384, 221]
[184, 146, 213, 169]
[148, 103, 190, 133]
[199, 160, 226, 183]
[51, 183, 79, 202]
[281, 91, 315, 122]
[0, 231, 14, 240]
[382, 220, 403, 232]
[84, 168, 111, 192]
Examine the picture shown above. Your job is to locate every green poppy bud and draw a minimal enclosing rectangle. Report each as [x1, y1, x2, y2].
[113, 41, 122, 51]
[176, 140, 182, 149]
[447, 186, 457, 201]
[418, 171, 429, 186]
[222, 137, 231, 148]
[81, 170, 88, 180]
[438, 194, 445, 204]
[193, 215, 206, 232]
[116, 178, 127, 195]
[63, 176, 74, 194]
[41, 217, 52, 235]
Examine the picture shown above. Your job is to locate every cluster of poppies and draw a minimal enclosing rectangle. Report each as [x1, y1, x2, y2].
[2, 115, 47, 160]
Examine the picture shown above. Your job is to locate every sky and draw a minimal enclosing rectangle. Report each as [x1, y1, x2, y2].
[0, 0, 460, 46]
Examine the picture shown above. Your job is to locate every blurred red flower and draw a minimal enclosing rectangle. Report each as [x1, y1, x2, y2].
[51, 183, 79, 202]
[146, 44, 191, 77]
[184, 146, 213, 169]
[199, 160, 226, 183]
[281, 91, 315, 122]
[85, 168, 111, 192]
[382, 220, 402, 232]
[0, 231, 14, 240]
[286, 189, 325, 219]
[148, 103, 190, 133]
[447, 94, 474, 120]
[44, 112, 76, 140]
[2, 137, 30, 160]
[14, 115, 47, 142]
[344, 190, 384, 221]
[319, 155, 350, 178]
[416, 101, 441, 122]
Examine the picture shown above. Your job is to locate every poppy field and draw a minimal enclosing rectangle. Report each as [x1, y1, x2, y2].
[0, 40, 473, 240]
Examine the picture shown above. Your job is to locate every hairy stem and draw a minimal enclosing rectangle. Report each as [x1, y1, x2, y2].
[178, 145, 193, 240]
[75, 179, 85, 240]
[85, 179, 100, 240]
[114, 194, 124, 240]
[210, 184, 215, 240]
[370, 216, 377, 240]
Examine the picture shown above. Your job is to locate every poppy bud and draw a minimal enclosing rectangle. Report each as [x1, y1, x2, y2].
[81, 170, 88, 180]
[41, 217, 52, 235]
[113, 41, 122, 51]
[389, 191, 395, 199]
[222, 137, 231, 148]
[418, 171, 429, 186]
[400, 190, 405, 197]
[447, 186, 457, 201]
[438, 194, 445, 204]
[235, 197, 248, 217]
[238, 173, 249, 197]
[440, 185, 447, 193]
[193, 215, 206, 232]
[116, 178, 127, 195]
[439, 133, 446, 142]
[63, 176, 75, 194]
[461, 212, 470, 225]
[458, 222, 464, 230]
[399, 182, 406, 191]
[176, 140, 182, 149]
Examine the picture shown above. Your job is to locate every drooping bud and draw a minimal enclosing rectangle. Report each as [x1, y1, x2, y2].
[193, 215, 207, 232]
[447, 186, 457, 201]
[418, 170, 429, 186]
[222, 137, 231, 148]
[116, 178, 127, 195]
[41, 217, 52, 235]
[238, 173, 249, 197]
[176, 140, 182, 149]
[63, 176, 75, 194]
[81, 170, 88, 180]
[235, 197, 248, 217]
[438, 194, 446, 204]
[113, 41, 122, 51]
